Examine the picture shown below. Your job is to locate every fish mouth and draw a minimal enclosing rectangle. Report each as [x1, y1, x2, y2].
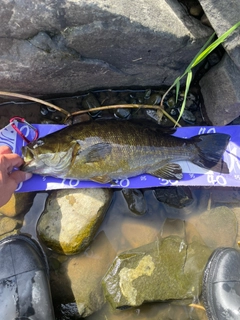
[20, 160, 36, 173]
[22, 146, 35, 162]
[21, 157, 47, 174]
[21, 146, 39, 173]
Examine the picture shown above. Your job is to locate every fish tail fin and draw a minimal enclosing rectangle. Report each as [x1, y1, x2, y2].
[191, 133, 230, 173]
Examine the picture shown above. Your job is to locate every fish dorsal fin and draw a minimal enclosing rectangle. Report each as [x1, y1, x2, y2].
[148, 163, 183, 180]
[129, 120, 176, 135]
[90, 175, 112, 184]
[83, 143, 112, 163]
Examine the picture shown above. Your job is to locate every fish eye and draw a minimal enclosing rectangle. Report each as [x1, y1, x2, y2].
[33, 140, 44, 149]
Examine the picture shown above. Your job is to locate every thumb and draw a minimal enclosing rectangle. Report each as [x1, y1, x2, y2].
[10, 170, 33, 185]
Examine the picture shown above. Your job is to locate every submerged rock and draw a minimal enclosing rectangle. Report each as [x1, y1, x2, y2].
[121, 217, 160, 249]
[86, 298, 207, 320]
[51, 231, 116, 318]
[0, 216, 19, 238]
[54, 303, 80, 320]
[0, 192, 36, 217]
[180, 109, 196, 124]
[187, 206, 238, 248]
[82, 93, 101, 117]
[160, 218, 186, 239]
[122, 189, 148, 216]
[37, 188, 113, 255]
[154, 186, 193, 209]
[102, 235, 212, 309]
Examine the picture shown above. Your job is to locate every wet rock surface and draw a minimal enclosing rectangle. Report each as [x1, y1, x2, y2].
[37, 188, 113, 255]
[0, 216, 19, 238]
[0, 192, 36, 217]
[121, 218, 160, 249]
[102, 235, 212, 309]
[122, 189, 148, 216]
[0, 193, 37, 239]
[154, 186, 194, 209]
[99, 188, 239, 315]
[87, 299, 208, 320]
[187, 206, 238, 248]
[51, 231, 116, 318]
[160, 218, 186, 239]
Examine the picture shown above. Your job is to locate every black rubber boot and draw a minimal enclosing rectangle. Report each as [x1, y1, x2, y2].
[202, 247, 240, 320]
[0, 234, 55, 320]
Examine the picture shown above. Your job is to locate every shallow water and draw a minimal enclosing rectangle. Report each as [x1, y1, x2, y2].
[87, 188, 238, 320]
[19, 186, 240, 320]
[20, 192, 48, 239]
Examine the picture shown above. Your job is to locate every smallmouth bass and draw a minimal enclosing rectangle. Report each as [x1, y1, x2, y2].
[21, 120, 230, 183]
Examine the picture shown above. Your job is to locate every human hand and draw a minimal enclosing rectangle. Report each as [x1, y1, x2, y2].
[0, 146, 32, 207]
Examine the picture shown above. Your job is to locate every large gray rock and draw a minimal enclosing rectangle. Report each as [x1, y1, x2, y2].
[200, 54, 240, 125]
[198, 0, 240, 125]
[198, 0, 240, 69]
[0, 0, 211, 95]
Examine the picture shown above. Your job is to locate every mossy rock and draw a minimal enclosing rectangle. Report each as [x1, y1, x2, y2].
[102, 235, 212, 308]
[37, 189, 113, 255]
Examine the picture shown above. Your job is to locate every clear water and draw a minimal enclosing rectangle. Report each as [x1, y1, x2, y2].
[19, 186, 240, 320]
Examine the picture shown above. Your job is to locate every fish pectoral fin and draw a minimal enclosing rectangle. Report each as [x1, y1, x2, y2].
[148, 163, 183, 180]
[85, 143, 112, 163]
[90, 175, 112, 184]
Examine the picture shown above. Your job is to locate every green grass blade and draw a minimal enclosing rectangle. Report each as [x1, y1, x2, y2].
[174, 32, 216, 83]
[171, 76, 181, 88]
[175, 80, 180, 103]
[164, 21, 240, 127]
[185, 32, 216, 74]
[192, 21, 240, 67]
[171, 33, 216, 105]
[175, 70, 192, 126]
